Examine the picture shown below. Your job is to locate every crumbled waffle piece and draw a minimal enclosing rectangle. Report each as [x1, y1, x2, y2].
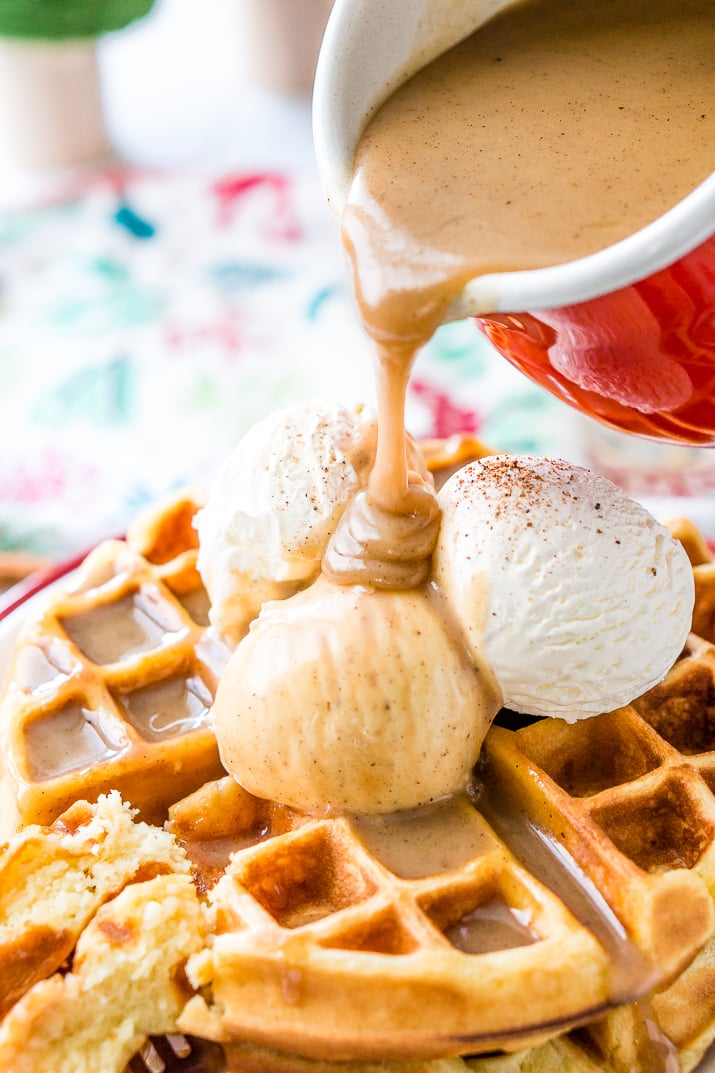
[0, 530, 230, 828]
[0, 791, 189, 1020]
[177, 791, 611, 1061]
[0, 873, 206, 1073]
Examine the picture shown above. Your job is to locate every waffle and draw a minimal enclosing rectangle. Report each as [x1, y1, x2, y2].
[168, 754, 708, 1063]
[0, 490, 230, 830]
[418, 436, 494, 490]
[478, 706, 715, 1073]
[0, 461, 712, 1072]
[182, 679, 715, 1072]
[666, 516, 715, 649]
[169, 514, 714, 1069]
[217, 1035, 603, 1073]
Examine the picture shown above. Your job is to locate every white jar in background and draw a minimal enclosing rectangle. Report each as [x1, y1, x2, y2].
[238, 0, 334, 95]
[0, 37, 110, 167]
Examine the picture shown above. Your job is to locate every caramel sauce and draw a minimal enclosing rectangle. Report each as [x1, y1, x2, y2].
[322, 482, 440, 589]
[118, 674, 213, 742]
[350, 794, 495, 879]
[60, 590, 185, 666]
[322, 349, 442, 588]
[344, 0, 713, 354]
[445, 899, 537, 955]
[24, 702, 127, 780]
[628, 1000, 681, 1073]
[14, 640, 76, 694]
[335, 0, 713, 584]
[179, 833, 261, 895]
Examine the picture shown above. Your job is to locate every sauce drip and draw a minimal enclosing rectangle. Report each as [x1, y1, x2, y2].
[322, 481, 440, 588]
[338, 0, 714, 530]
[323, 345, 441, 587]
[344, 0, 713, 354]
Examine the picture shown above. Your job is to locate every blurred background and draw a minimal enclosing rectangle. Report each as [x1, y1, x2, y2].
[1, 0, 713, 596]
[0, 0, 329, 193]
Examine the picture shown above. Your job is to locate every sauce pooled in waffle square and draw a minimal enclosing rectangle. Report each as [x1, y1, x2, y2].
[0, 492, 230, 828]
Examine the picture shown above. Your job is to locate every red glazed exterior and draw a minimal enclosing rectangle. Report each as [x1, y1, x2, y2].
[475, 234, 715, 445]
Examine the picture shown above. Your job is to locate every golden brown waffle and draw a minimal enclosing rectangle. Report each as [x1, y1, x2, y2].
[168, 510, 710, 1069]
[0, 479, 712, 1073]
[216, 1035, 603, 1073]
[170, 765, 707, 1063]
[446, 523, 715, 1073]
[631, 633, 715, 797]
[624, 629, 715, 1072]
[125, 487, 203, 568]
[479, 703, 715, 1073]
[482, 714, 714, 980]
[666, 516, 715, 646]
[0, 491, 230, 829]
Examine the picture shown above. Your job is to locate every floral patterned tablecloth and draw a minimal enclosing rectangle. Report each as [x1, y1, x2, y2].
[1, 166, 714, 570]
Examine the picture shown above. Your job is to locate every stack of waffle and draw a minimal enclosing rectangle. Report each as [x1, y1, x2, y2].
[0, 453, 712, 1073]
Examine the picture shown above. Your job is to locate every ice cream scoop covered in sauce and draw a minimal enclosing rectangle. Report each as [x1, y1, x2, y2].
[212, 575, 499, 814]
[201, 405, 694, 816]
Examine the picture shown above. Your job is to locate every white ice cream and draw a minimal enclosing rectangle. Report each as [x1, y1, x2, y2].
[196, 399, 429, 643]
[432, 455, 694, 721]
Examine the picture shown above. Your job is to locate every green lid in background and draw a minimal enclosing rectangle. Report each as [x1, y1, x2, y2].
[0, 0, 155, 39]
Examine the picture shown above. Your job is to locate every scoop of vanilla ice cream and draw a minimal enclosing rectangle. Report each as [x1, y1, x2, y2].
[432, 455, 694, 721]
[211, 576, 501, 814]
[196, 399, 429, 643]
